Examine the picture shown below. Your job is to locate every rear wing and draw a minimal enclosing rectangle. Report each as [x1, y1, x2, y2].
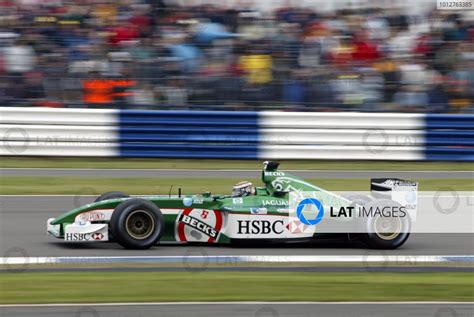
[371, 178, 419, 220]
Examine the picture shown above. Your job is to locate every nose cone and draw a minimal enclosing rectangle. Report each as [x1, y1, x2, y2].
[47, 217, 61, 237]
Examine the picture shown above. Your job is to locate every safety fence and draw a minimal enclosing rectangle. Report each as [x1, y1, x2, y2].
[0, 107, 472, 161]
[425, 114, 474, 161]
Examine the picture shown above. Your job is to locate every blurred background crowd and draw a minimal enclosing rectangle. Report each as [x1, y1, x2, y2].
[0, 0, 473, 113]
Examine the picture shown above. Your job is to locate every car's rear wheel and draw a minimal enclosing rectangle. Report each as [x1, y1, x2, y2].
[110, 199, 164, 249]
[342, 193, 373, 241]
[361, 199, 410, 249]
[94, 191, 129, 202]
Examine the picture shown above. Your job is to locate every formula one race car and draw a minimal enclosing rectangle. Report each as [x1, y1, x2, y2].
[47, 162, 417, 249]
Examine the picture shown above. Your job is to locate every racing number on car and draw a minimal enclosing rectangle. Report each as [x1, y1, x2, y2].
[200, 210, 209, 219]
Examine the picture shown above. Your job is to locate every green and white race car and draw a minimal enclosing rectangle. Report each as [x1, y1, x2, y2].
[47, 162, 416, 249]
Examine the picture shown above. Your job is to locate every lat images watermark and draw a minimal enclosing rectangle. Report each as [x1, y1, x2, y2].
[434, 307, 459, 317]
[362, 128, 389, 154]
[255, 306, 279, 317]
[362, 127, 421, 154]
[74, 187, 100, 208]
[181, 247, 210, 273]
[181, 247, 239, 272]
[75, 307, 99, 317]
[2, 127, 30, 154]
[288, 191, 412, 234]
[285, 190, 473, 234]
[1, 126, 110, 155]
[362, 250, 389, 273]
[2, 246, 30, 273]
[362, 250, 419, 273]
[433, 187, 460, 215]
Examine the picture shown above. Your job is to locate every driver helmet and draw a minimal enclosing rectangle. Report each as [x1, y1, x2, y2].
[231, 181, 256, 197]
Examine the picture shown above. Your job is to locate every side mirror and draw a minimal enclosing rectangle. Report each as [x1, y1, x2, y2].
[263, 161, 280, 171]
[212, 195, 224, 201]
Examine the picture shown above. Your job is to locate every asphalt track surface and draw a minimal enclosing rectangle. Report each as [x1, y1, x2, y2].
[2, 168, 473, 179]
[1, 196, 473, 257]
[1, 303, 473, 317]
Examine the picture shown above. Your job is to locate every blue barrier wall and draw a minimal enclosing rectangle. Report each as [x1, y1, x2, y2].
[117, 110, 473, 161]
[2, 107, 472, 161]
[425, 114, 474, 161]
[119, 110, 259, 159]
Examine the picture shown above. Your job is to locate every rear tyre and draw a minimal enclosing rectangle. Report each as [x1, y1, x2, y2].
[361, 199, 410, 249]
[95, 191, 129, 202]
[110, 199, 164, 249]
[342, 193, 373, 242]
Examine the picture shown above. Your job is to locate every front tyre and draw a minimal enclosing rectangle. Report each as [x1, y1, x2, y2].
[95, 191, 130, 242]
[95, 191, 129, 202]
[110, 199, 164, 249]
[362, 199, 411, 249]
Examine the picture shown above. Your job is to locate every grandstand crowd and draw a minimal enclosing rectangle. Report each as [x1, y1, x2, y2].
[0, 0, 473, 112]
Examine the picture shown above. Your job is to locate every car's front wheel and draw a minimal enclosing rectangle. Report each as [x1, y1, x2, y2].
[94, 191, 129, 202]
[94, 192, 130, 242]
[110, 199, 164, 249]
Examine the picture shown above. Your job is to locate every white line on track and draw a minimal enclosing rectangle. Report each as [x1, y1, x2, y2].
[1, 301, 473, 308]
[2, 255, 473, 265]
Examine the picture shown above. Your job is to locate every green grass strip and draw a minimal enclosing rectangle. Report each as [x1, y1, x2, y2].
[0, 272, 472, 304]
[0, 177, 472, 195]
[2, 157, 473, 171]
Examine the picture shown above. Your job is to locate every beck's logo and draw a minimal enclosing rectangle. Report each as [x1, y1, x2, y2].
[264, 171, 284, 177]
[237, 220, 284, 235]
[180, 214, 218, 238]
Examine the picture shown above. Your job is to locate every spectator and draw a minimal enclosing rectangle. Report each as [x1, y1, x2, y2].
[239, 49, 273, 85]
[163, 78, 188, 107]
[23, 71, 45, 101]
[129, 83, 155, 108]
[0, 1, 472, 113]
[427, 82, 450, 113]
[282, 71, 306, 108]
[3, 38, 36, 74]
[392, 84, 428, 112]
